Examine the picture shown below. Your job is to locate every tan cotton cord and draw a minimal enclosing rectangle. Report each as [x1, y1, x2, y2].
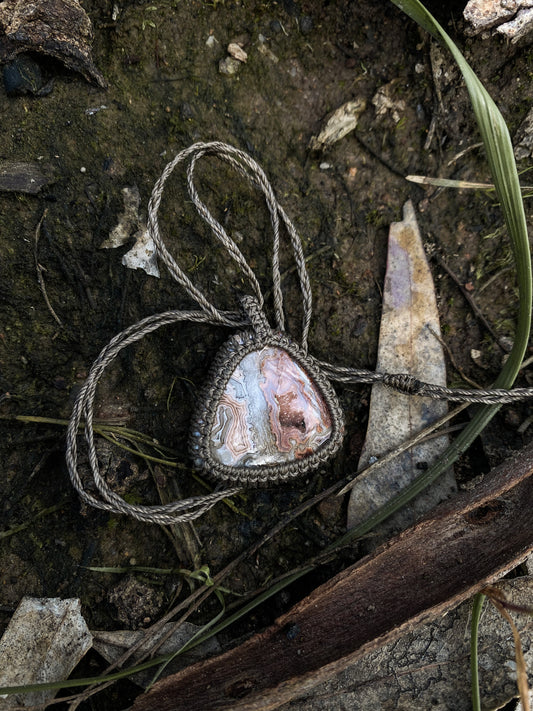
[66, 142, 533, 525]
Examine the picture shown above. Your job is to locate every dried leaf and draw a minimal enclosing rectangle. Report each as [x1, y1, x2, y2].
[101, 186, 142, 249]
[101, 186, 160, 277]
[92, 623, 220, 688]
[308, 99, 366, 151]
[347, 200, 456, 537]
[0, 597, 92, 709]
[372, 79, 406, 122]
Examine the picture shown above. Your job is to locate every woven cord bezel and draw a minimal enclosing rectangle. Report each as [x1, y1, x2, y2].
[189, 330, 344, 486]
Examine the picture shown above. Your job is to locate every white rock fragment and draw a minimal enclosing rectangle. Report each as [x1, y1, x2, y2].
[0, 597, 92, 709]
[101, 185, 160, 277]
[257, 34, 279, 63]
[514, 106, 533, 160]
[464, 0, 520, 31]
[227, 42, 247, 62]
[219, 56, 242, 75]
[205, 34, 218, 48]
[497, 5, 533, 39]
[308, 99, 366, 151]
[122, 227, 160, 278]
[464, 0, 533, 41]
[372, 80, 406, 123]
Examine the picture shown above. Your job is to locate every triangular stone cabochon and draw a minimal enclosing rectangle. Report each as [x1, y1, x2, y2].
[209, 346, 333, 467]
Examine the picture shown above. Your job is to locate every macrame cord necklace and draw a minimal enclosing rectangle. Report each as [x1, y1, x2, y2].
[66, 141, 533, 525]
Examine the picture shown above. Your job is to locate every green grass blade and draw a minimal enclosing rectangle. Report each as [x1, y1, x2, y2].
[470, 593, 485, 711]
[389, 2, 531, 376]
[331, 0, 533, 550]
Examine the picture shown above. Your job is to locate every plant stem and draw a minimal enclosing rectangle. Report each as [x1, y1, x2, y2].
[470, 593, 485, 711]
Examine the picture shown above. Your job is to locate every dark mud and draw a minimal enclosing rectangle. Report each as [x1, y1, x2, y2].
[0, 1, 532, 708]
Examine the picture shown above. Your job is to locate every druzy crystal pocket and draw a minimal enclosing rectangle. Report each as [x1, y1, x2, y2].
[190, 331, 344, 486]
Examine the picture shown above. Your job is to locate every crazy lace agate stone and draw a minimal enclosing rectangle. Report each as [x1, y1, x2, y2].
[210, 346, 333, 466]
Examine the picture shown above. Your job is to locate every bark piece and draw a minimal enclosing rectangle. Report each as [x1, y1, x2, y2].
[347, 200, 456, 538]
[0, 0, 107, 87]
[281, 577, 533, 711]
[132, 440, 533, 711]
[0, 161, 49, 193]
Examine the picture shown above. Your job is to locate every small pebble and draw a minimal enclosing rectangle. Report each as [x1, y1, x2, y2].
[228, 42, 248, 62]
[219, 57, 242, 76]
[299, 15, 313, 34]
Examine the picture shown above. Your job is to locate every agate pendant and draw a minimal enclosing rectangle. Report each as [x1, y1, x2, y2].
[190, 331, 344, 486]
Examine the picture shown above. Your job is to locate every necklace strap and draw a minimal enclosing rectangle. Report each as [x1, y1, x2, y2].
[147, 141, 313, 351]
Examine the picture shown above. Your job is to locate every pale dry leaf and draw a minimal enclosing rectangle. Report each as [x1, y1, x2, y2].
[92, 623, 220, 688]
[347, 200, 457, 538]
[308, 99, 366, 150]
[100, 186, 142, 249]
[101, 186, 160, 277]
[0, 597, 92, 709]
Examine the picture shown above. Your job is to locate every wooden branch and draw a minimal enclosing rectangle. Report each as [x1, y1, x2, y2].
[133, 441, 533, 711]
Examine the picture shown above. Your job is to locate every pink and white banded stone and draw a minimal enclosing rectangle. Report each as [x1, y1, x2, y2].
[209, 347, 332, 466]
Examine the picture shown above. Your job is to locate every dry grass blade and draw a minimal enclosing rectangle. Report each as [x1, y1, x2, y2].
[484, 586, 531, 711]
[406, 175, 533, 191]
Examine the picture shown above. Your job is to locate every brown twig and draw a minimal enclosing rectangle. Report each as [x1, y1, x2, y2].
[427, 325, 482, 389]
[34, 210, 63, 327]
[483, 586, 531, 711]
[433, 253, 510, 353]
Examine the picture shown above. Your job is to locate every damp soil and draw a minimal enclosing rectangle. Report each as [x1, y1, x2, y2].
[0, 1, 532, 708]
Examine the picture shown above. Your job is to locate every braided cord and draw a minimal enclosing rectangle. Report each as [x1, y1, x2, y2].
[147, 141, 313, 347]
[317, 361, 533, 404]
[65, 310, 241, 525]
[66, 141, 533, 525]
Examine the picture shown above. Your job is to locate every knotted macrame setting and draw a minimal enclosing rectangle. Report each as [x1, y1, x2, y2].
[66, 141, 533, 525]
